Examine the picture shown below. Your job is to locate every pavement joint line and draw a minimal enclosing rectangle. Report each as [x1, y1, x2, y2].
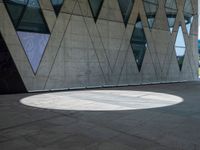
[0, 114, 62, 132]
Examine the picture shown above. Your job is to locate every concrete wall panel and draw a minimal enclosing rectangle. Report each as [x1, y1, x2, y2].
[0, 0, 198, 92]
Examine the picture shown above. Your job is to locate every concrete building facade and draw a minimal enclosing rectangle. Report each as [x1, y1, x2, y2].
[0, 0, 198, 93]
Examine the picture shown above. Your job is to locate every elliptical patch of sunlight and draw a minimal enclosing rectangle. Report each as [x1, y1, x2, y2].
[20, 90, 183, 111]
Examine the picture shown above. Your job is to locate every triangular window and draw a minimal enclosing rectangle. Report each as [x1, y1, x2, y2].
[143, 0, 158, 29]
[88, 0, 104, 22]
[118, 0, 134, 27]
[165, 0, 178, 33]
[184, 0, 194, 35]
[51, 0, 64, 16]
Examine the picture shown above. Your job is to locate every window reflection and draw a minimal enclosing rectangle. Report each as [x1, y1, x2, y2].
[184, 0, 193, 35]
[175, 26, 186, 70]
[51, 0, 64, 16]
[165, 0, 178, 33]
[4, 0, 49, 33]
[143, 0, 158, 29]
[9, 0, 27, 5]
[118, 0, 134, 27]
[3, 0, 50, 73]
[3, 0, 27, 28]
[130, 16, 147, 72]
[88, 0, 104, 22]
[17, 31, 50, 73]
[27, 0, 39, 8]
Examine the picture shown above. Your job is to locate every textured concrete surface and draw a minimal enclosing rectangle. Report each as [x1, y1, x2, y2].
[0, 0, 198, 92]
[0, 82, 200, 150]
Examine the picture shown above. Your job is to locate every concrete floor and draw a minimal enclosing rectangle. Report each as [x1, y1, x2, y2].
[0, 82, 200, 150]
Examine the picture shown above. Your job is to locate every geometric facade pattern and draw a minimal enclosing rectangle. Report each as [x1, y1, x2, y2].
[184, 0, 194, 35]
[165, 0, 178, 33]
[0, 0, 198, 93]
[175, 26, 186, 71]
[3, 0, 50, 73]
[51, 0, 64, 16]
[3, 0, 50, 33]
[130, 16, 147, 72]
[0, 32, 26, 94]
[143, 0, 158, 29]
[88, 0, 104, 23]
[118, 0, 134, 27]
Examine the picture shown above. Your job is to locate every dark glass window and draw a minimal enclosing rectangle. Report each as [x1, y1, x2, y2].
[88, 0, 104, 22]
[4, 0, 50, 74]
[118, 0, 134, 27]
[143, 0, 158, 29]
[130, 16, 147, 72]
[198, 40, 200, 54]
[184, 0, 193, 35]
[4, 0, 50, 33]
[175, 26, 186, 71]
[3, 0, 27, 28]
[51, 0, 64, 16]
[165, 0, 178, 33]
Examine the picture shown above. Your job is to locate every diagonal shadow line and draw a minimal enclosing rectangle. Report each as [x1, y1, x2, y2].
[161, 34, 173, 74]
[185, 47, 194, 79]
[183, 20, 196, 79]
[162, 4, 178, 76]
[5, 0, 54, 76]
[187, 39, 197, 79]
[147, 1, 162, 76]
[43, 0, 78, 89]
[146, 34, 159, 81]
[162, 0, 179, 75]
[91, 0, 131, 73]
[89, 0, 115, 73]
[116, 43, 131, 85]
[95, 21, 112, 72]
[165, 7, 189, 79]
[112, 0, 158, 84]
[109, 0, 141, 83]
[33, 0, 67, 77]
[185, 16, 197, 79]
[0, 2, 52, 83]
[52, 0, 65, 18]
[111, 27, 129, 73]
[139, 1, 159, 81]
[77, 0, 108, 84]
[102, 0, 134, 73]
[1, 0, 62, 87]
[157, 0, 172, 74]
[165, 36, 177, 80]
[116, 2, 160, 85]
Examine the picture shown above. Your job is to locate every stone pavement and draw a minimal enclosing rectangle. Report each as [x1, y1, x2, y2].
[0, 82, 200, 150]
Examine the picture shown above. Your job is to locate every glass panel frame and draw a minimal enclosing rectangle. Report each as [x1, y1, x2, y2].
[143, 0, 159, 30]
[165, 0, 178, 33]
